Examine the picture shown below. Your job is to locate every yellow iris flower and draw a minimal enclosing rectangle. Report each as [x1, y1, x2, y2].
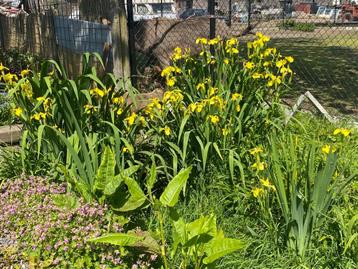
[333, 128, 351, 137]
[13, 107, 23, 117]
[231, 93, 243, 101]
[208, 115, 220, 124]
[21, 69, 31, 77]
[160, 126, 171, 136]
[245, 62, 255, 69]
[251, 161, 266, 171]
[125, 112, 137, 126]
[260, 178, 276, 191]
[252, 187, 265, 198]
[249, 147, 263, 155]
[321, 144, 336, 154]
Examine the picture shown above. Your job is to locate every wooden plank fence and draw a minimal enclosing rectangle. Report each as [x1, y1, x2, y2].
[0, 11, 130, 79]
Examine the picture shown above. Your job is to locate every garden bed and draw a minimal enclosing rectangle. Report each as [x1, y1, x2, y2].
[0, 34, 357, 268]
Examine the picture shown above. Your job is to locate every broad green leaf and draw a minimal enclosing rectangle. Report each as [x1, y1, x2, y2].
[122, 165, 141, 177]
[213, 142, 223, 160]
[94, 147, 115, 192]
[117, 177, 146, 212]
[113, 215, 130, 226]
[103, 174, 124, 196]
[203, 230, 246, 264]
[89, 233, 143, 246]
[187, 214, 217, 240]
[37, 125, 45, 158]
[146, 162, 157, 191]
[132, 231, 161, 254]
[160, 167, 192, 207]
[51, 194, 78, 209]
[171, 217, 187, 257]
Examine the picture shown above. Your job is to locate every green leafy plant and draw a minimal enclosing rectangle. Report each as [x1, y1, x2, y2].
[7, 53, 143, 195]
[269, 134, 357, 258]
[91, 166, 245, 268]
[136, 33, 292, 180]
[0, 93, 15, 125]
[278, 20, 316, 32]
[0, 49, 40, 76]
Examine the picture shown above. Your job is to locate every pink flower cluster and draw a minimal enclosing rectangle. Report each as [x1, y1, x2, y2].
[0, 176, 157, 268]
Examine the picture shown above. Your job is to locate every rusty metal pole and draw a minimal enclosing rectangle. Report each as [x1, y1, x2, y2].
[126, 0, 137, 83]
[228, 0, 232, 27]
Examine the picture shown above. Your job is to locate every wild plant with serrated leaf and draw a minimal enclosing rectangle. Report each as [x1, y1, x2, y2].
[90, 162, 245, 268]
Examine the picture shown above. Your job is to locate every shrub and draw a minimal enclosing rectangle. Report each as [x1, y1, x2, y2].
[5, 54, 142, 198]
[0, 49, 40, 76]
[138, 33, 293, 177]
[91, 166, 246, 269]
[266, 134, 356, 258]
[278, 20, 316, 32]
[0, 93, 15, 126]
[6, 34, 294, 190]
[0, 176, 157, 268]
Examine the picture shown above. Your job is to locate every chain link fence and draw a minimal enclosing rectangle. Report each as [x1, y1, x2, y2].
[0, 0, 357, 115]
[129, 0, 358, 115]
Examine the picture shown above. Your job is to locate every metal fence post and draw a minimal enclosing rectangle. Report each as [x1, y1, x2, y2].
[0, 16, 5, 49]
[247, 0, 251, 30]
[228, 0, 232, 27]
[126, 0, 137, 84]
[208, 0, 216, 39]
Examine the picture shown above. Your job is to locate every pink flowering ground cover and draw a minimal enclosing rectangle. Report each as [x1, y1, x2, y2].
[0, 176, 157, 268]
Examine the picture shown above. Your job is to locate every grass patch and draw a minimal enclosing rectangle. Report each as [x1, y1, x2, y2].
[271, 37, 358, 117]
[278, 20, 316, 32]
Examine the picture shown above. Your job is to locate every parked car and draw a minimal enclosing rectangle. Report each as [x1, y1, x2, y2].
[133, 2, 177, 21]
[179, 8, 208, 19]
[233, 11, 249, 23]
[316, 6, 341, 20]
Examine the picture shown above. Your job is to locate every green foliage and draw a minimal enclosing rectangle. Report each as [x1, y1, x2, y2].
[268, 134, 356, 258]
[92, 166, 245, 268]
[0, 49, 40, 75]
[0, 93, 15, 125]
[159, 166, 191, 207]
[0, 147, 22, 181]
[2, 34, 357, 269]
[278, 20, 316, 32]
[136, 33, 292, 178]
[7, 53, 142, 199]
